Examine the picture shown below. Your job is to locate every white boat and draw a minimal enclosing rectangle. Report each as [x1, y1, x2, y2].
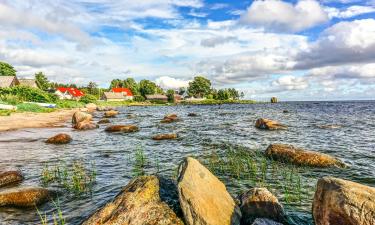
[24, 102, 56, 108]
[0, 104, 17, 110]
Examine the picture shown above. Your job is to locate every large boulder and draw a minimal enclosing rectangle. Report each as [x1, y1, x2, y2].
[238, 188, 285, 224]
[105, 125, 139, 133]
[0, 169, 23, 187]
[82, 176, 184, 225]
[177, 157, 241, 225]
[74, 121, 98, 130]
[255, 118, 287, 130]
[0, 186, 51, 207]
[252, 218, 283, 225]
[270, 97, 278, 103]
[313, 177, 375, 225]
[152, 133, 178, 140]
[85, 103, 97, 112]
[72, 111, 92, 126]
[161, 114, 179, 123]
[104, 110, 119, 118]
[45, 133, 72, 144]
[265, 144, 346, 168]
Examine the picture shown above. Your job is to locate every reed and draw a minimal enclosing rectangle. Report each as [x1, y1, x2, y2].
[132, 147, 148, 177]
[36, 199, 65, 225]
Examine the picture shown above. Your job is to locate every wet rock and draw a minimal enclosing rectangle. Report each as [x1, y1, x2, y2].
[73, 121, 98, 130]
[105, 125, 139, 133]
[45, 133, 72, 144]
[282, 110, 289, 113]
[152, 133, 178, 140]
[0, 169, 23, 187]
[127, 113, 136, 119]
[177, 157, 241, 225]
[0, 186, 51, 207]
[255, 118, 287, 130]
[271, 97, 278, 103]
[97, 106, 113, 111]
[252, 218, 283, 225]
[317, 124, 342, 129]
[239, 188, 285, 224]
[98, 119, 110, 124]
[72, 111, 92, 126]
[313, 177, 375, 225]
[187, 113, 198, 117]
[104, 110, 119, 118]
[265, 144, 346, 168]
[85, 103, 97, 112]
[161, 114, 179, 123]
[82, 175, 184, 225]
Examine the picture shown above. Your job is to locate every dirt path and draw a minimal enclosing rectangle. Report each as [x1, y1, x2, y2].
[0, 109, 76, 132]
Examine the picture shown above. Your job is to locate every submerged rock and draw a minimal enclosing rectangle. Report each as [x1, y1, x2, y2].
[127, 113, 136, 119]
[177, 157, 241, 225]
[0, 186, 51, 207]
[74, 121, 98, 130]
[313, 177, 375, 225]
[0, 169, 23, 187]
[152, 133, 178, 140]
[239, 188, 285, 224]
[105, 125, 139, 133]
[255, 118, 287, 130]
[265, 144, 346, 168]
[161, 114, 179, 123]
[98, 119, 111, 124]
[187, 113, 198, 117]
[317, 124, 342, 129]
[252, 218, 283, 225]
[45, 133, 72, 144]
[82, 176, 184, 225]
[72, 111, 92, 126]
[104, 110, 119, 118]
[282, 110, 289, 113]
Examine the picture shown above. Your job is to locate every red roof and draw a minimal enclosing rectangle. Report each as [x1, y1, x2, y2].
[56, 87, 85, 97]
[112, 88, 133, 96]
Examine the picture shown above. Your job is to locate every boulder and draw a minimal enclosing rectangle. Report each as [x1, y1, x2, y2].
[282, 110, 289, 113]
[313, 177, 375, 225]
[72, 111, 92, 126]
[252, 218, 283, 225]
[104, 110, 119, 118]
[239, 188, 285, 224]
[255, 118, 287, 130]
[187, 113, 198, 117]
[85, 103, 97, 112]
[177, 157, 241, 225]
[82, 176, 184, 225]
[270, 97, 278, 103]
[317, 124, 342, 129]
[73, 121, 98, 130]
[161, 114, 179, 123]
[98, 119, 111, 124]
[97, 106, 113, 111]
[105, 125, 139, 133]
[0, 186, 51, 207]
[265, 144, 346, 168]
[152, 133, 178, 140]
[45, 133, 72, 144]
[0, 169, 23, 187]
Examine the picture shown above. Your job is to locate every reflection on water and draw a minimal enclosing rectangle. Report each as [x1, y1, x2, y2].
[0, 101, 374, 224]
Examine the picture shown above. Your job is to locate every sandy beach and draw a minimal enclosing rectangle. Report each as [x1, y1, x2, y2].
[0, 109, 76, 132]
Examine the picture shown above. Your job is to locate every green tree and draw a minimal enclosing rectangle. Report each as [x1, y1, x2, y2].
[217, 89, 230, 100]
[228, 88, 239, 100]
[166, 89, 175, 102]
[188, 76, 211, 98]
[139, 79, 157, 97]
[110, 79, 123, 88]
[87, 82, 98, 95]
[123, 78, 140, 95]
[79, 94, 97, 104]
[0, 61, 16, 76]
[240, 92, 245, 99]
[35, 72, 50, 90]
[178, 87, 186, 95]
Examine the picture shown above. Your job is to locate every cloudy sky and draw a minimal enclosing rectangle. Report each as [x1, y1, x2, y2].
[0, 0, 374, 100]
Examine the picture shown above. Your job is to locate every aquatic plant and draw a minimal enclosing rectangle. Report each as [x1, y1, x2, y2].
[41, 160, 96, 195]
[132, 147, 148, 177]
[36, 199, 65, 225]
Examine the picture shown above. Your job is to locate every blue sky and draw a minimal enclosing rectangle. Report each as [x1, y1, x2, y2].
[0, 0, 375, 101]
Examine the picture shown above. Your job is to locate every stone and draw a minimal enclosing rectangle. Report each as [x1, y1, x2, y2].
[85, 103, 97, 111]
[45, 133, 72, 144]
[104, 110, 119, 118]
[73, 121, 98, 130]
[127, 113, 136, 118]
[313, 177, 375, 225]
[161, 114, 179, 123]
[282, 110, 289, 113]
[152, 133, 178, 140]
[177, 157, 241, 225]
[82, 176, 184, 225]
[239, 188, 285, 224]
[98, 119, 111, 124]
[255, 118, 287, 130]
[252, 218, 283, 225]
[105, 125, 139, 133]
[0, 169, 23, 187]
[0, 186, 51, 207]
[72, 111, 92, 126]
[265, 144, 346, 168]
[271, 97, 278, 103]
[317, 124, 342, 129]
[97, 106, 113, 111]
[188, 113, 198, 117]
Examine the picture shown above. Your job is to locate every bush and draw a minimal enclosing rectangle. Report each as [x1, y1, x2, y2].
[133, 95, 145, 102]
[0, 86, 57, 103]
[0, 94, 22, 105]
[16, 103, 55, 113]
[79, 94, 97, 104]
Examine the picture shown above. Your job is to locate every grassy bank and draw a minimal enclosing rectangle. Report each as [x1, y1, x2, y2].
[180, 99, 257, 105]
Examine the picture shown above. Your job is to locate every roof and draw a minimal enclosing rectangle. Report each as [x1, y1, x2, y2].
[56, 87, 85, 97]
[0, 76, 18, 88]
[112, 88, 133, 96]
[102, 92, 124, 99]
[145, 94, 168, 100]
[19, 79, 37, 88]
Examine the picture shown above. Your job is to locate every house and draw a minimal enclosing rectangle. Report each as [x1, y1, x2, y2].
[0, 76, 19, 88]
[55, 87, 85, 100]
[173, 94, 182, 102]
[145, 94, 168, 102]
[18, 79, 38, 88]
[112, 88, 134, 100]
[101, 92, 125, 102]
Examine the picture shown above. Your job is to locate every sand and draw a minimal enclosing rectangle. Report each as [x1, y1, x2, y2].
[0, 109, 76, 132]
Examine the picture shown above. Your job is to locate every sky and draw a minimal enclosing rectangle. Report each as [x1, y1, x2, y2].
[0, 0, 375, 101]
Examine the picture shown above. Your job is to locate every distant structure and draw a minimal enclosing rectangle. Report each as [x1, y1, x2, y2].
[145, 94, 168, 102]
[18, 79, 38, 88]
[55, 87, 85, 100]
[271, 97, 278, 103]
[111, 88, 134, 100]
[101, 92, 125, 102]
[173, 94, 182, 102]
[0, 76, 19, 88]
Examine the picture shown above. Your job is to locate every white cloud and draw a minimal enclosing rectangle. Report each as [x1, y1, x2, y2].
[155, 76, 190, 89]
[240, 0, 328, 32]
[325, 5, 375, 18]
[271, 75, 309, 90]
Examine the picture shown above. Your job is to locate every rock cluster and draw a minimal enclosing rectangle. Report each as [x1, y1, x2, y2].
[255, 118, 287, 130]
[45, 133, 72, 144]
[72, 111, 97, 130]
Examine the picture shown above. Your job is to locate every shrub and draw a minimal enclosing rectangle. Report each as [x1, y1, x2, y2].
[79, 94, 97, 104]
[56, 100, 84, 109]
[16, 103, 55, 113]
[0, 86, 57, 103]
[0, 94, 22, 105]
[133, 95, 145, 102]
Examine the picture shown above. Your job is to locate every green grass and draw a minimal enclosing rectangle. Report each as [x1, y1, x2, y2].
[0, 109, 13, 116]
[132, 147, 148, 177]
[41, 160, 97, 195]
[56, 100, 85, 109]
[16, 103, 55, 113]
[181, 99, 257, 105]
[36, 199, 65, 225]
